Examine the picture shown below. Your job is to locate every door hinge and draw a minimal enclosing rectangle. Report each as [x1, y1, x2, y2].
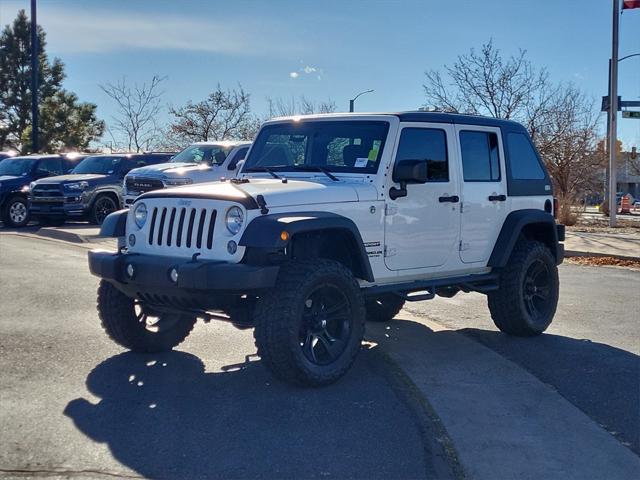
[385, 204, 398, 216]
[384, 245, 397, 257]
[458, 241, 470, 251]
[460, 201, 464, 213]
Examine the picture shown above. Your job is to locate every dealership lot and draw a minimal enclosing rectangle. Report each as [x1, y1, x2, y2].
[1, 230, 638, 479]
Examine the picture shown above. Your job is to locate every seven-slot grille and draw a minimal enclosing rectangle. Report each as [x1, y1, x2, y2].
[147, 206, 217, 250]
[126, 177, 164, 196]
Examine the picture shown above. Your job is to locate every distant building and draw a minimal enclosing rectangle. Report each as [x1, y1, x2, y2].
[617, 151, 640, 199]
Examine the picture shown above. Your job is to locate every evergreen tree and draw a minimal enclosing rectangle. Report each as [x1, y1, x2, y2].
[0, 10, 103, 152]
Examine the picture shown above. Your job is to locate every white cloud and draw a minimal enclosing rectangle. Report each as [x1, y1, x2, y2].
[289, 65, 323, 80]
[1, 4, 304, 57]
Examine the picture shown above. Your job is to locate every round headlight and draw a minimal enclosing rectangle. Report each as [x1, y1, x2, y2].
[225, 206, 244, 235]
[133, 202, 148, 229]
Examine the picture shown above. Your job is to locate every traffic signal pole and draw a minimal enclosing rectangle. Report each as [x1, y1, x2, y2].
[608, 0, 619, 227]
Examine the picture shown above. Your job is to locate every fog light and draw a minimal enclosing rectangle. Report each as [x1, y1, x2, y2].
[126, 264, 135, 278]
[128, 234, 136, 246]
[169, 268, 179, 283]
[227, 240, 237, 254]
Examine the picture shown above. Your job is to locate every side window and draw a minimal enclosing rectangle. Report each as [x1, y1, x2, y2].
[459, 131, 500, 182]
[37, 158, 64, 176]
[233, 147, 249, 162]
[395, 128, 449, 182]
[226, 147, 249, 170]
[507, 133, 545, 180]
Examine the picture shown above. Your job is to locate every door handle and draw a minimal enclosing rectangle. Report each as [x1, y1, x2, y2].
[488, 194, 507, 202]
[438, 195, 459, 203]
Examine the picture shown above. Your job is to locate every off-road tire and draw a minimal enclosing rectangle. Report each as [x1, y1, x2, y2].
[253, 259, 366, 387]
[2, 195, 30, 227]
[365, 294, 405, 322]
[89, 194, 118, 225]
[97, 280, 196, 352]
[488, 239, 559, 336]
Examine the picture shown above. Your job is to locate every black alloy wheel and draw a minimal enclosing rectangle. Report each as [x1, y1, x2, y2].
[299, 284, 351, 366]
[522, 259, 553, 325]
[92, 196, 117, 225]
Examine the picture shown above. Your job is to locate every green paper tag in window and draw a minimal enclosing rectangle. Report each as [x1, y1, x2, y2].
[368, 148, 378, 161]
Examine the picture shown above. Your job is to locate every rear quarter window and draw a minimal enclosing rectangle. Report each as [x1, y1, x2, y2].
[507, 133, 546, 180]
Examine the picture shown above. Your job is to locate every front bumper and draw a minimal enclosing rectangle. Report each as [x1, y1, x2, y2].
[29, 196, 89, 217]
[88, 250, 280, 305]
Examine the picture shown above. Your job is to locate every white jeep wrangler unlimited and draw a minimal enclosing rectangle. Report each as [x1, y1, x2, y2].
[89, 112, 564, 386]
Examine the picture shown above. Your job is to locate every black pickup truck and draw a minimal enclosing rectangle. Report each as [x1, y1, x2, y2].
[29, 152, 174, 225]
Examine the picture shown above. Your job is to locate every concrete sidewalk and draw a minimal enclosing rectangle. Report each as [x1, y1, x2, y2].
[565, 231, 640, 260]
[368, 314, 640, 480]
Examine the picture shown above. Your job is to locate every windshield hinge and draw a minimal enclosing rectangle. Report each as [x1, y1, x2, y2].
[384, 245, 397, 257]
[385, 204, 398, 216]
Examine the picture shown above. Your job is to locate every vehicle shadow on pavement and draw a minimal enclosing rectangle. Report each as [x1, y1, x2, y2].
[63, 349, 440, 480]
[458, 327, 640, 455]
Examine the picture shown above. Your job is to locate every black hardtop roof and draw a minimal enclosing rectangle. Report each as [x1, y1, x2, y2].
[394, 111, 526, 130]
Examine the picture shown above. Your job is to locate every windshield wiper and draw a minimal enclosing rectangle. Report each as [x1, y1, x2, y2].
[243, 166, 281, 179]
[293, 165, 339, 182]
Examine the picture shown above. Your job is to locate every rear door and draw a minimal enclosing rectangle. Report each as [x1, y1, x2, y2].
[384, 122, 460, 270]
[456, 125, 508, 264]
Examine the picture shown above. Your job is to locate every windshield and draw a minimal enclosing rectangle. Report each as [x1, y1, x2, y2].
[170, 145, 231, 165]
[72, 156, 122, 175]
[243, 121, 389, 174]
[0, 158, 36, 176]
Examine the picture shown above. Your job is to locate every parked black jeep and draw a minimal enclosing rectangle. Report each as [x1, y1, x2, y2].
[0, 154, 85, 227]
[29, 152, 174, 225]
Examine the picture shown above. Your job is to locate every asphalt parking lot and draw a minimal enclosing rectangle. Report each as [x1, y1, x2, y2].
[1, 227, 639, 479]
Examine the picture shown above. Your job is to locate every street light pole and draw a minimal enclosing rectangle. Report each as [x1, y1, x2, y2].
[30, 0, 39, 153]
[349, 89, 374, 112]
[608, 0, 620, 227]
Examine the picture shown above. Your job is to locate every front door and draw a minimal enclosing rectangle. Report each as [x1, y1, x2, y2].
[384, 123, 460, 271]
[455, 125, 509, 264]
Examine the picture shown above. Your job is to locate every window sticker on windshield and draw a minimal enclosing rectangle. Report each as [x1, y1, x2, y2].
[354, 157, 369, 168]
[368, 148, 378, 161]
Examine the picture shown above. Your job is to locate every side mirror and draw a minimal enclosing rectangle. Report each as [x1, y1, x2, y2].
[390, 160, 428, 200]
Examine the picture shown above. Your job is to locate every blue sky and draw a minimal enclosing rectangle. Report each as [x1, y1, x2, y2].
[1, 0, 639, 147]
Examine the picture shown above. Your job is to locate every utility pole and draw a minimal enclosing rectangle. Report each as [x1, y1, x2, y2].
[30, 0, 39, 153]
[608, 0, 619, 227]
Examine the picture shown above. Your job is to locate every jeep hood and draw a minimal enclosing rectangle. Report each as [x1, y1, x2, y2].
[143, 178, 377, 207]
[129, 162, 210, 176]
[36, 174, 107, 184]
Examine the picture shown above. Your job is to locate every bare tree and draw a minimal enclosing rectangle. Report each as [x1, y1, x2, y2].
[265, 95, 336, 117]
[100, 75, 166, 152]
[424, 40, 549, 120]
[533, 86, 601, 224]
[423, 40, 601, 224]
[168, 84, 258, 143]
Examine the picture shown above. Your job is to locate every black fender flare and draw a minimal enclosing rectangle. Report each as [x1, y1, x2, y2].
[239, 212, 374, 282]
[100, 209, 128, 237]
[488, 209, 563, 267]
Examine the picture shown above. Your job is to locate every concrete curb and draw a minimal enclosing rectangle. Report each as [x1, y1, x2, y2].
[368, 313, 640, 480]
[564, 250, 640, 261]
